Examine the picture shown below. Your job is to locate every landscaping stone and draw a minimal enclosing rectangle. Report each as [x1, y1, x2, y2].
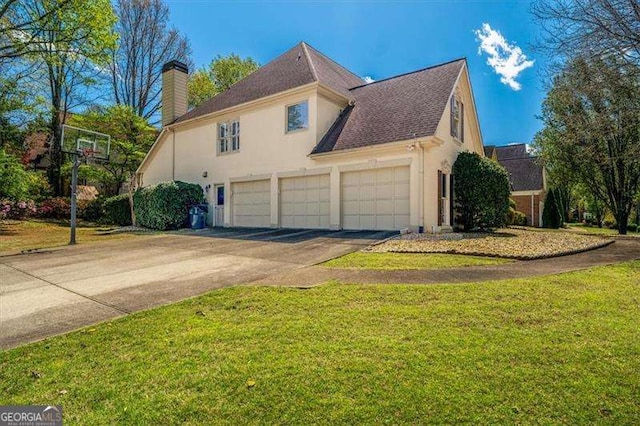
[370, 228, 612, 259]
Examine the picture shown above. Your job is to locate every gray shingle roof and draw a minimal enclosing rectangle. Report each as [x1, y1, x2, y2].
[175, 42, 363, 124]
[495, 144, 528, 161]
[492, 144, 544, 191]
[312, 59, 466, 154]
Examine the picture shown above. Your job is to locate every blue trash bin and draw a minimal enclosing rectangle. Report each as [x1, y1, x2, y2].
[189, 206, 206, 229]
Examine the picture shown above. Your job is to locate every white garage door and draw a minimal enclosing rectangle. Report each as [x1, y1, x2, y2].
[341, 166, 410, 230]
[280, 174, 330, 229]
[232, 179, 271, 227]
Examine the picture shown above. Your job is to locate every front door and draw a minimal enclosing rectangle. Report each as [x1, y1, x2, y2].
[214, 184, 225, 227]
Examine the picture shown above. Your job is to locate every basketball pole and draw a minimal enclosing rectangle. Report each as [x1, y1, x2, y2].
[69, 154, 80, 245]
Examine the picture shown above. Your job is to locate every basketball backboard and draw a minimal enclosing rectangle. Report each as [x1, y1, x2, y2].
[61, 125, 111, 161]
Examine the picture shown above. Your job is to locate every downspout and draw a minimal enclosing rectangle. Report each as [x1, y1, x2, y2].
[417, 136, 425, 233]
[531, 194, 534, 226]
[171, 128, 176, 181]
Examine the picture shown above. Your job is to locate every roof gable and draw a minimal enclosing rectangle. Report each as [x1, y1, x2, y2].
[175, 42, 363, 124]
[312, 59, 466, 154]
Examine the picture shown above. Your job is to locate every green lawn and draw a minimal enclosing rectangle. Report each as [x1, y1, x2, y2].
[566, 223, 639, 237]
[0, 220, 142, 254]
[323, 251, 511, 269]
[2, 262, 640, 423]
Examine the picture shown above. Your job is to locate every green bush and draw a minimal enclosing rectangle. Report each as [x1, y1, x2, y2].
[0, 149, 30, 200]
[134, 181, 204, 230]
[453, 152, 511, 231]
[627, 223, 637, 232]
[509, 210, 528, 226]
[103, 194, 132, 226]
[78, 197, 105, 223]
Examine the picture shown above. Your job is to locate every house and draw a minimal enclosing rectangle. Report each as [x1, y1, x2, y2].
[137, 42, 485, 232]
[484, 143, 546, 227]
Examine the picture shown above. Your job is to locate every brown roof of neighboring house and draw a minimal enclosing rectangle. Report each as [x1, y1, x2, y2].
[176, 42, 364, 124]
[495, 143, 528, 160]
[491, 144, 544, 192]
[483, 145, 496, 158]
[312, 59, 466, 154]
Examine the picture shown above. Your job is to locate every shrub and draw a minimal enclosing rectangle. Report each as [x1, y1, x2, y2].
[0, 200, 37, 220]
[627, 223, 637, 232]
[78, 197, 105, 223]
[0, 149, 30, 200]
[134, 181, 204, 230]
[103, 194, 132, 226]
[36, 197, 71, 219]
[513, 210, 528, 226]
[453, 152, 510, 231]
[25, 172, 51, 201]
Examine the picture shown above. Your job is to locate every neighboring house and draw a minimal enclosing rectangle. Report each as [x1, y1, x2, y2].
[23, 131, 51, 171]
[484, 143, 546, 227]
[137, 42, 485, 232]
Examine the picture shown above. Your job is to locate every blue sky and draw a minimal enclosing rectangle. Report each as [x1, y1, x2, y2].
[166, 1, 544, 147]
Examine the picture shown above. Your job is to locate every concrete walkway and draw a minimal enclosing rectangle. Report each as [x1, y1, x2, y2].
[253, 238, 640, 286]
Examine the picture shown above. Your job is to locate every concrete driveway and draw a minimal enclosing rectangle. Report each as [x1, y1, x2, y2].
[0, 228, 393, 349]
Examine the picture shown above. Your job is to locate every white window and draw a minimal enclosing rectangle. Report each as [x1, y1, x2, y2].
[218, 120, 240, 154]
[286, 101, 309, 132]
[450, 96, 464, 142]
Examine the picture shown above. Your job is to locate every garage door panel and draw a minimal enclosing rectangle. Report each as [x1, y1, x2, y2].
[341, 166, 411, 231]
[232, 180, 271, 228]
[280, 175, 330, 229]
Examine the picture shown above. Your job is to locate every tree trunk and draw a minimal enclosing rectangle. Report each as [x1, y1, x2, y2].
[47, 108, 63, 196]
[128, 173, 137, 227]
[615, 208, 629, 235]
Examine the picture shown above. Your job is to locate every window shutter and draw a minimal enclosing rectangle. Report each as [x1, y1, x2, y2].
[450, 97, 455, 136]
[449, 174, 455, 226]
[460, 103, 464, 142]
[437, 170, 443, 226]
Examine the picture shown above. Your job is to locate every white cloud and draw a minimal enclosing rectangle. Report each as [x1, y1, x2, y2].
[474, 23, 534, 91]
[363, 76, 375, 84]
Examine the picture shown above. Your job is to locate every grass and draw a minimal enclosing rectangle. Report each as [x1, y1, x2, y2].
[566, 223, 639, 237]
[2, 262, 640, 424]
[323, 251, 511, 269]
[0, 220, 141, 254]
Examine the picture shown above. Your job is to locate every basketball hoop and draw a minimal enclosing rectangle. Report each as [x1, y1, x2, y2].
[61, 124, 111, 245]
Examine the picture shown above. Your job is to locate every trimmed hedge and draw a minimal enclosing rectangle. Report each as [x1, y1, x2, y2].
[78, 197, 104, 222]
[134, 181, 204, 230]
[103, 194, 132, 226]
[453, 152, 511, 231]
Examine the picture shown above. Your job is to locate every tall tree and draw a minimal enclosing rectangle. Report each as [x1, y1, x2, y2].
[188, 54, 259, 109]
[70, 105, 156, 196]
[19, 0, 117, 195]
[0, 0, 73, 62]
[532, 0, 640, 75]
[534, 56, 640, 234]
[109, 0, 191, 121]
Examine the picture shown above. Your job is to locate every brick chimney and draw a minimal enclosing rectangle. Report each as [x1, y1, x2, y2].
[161, 60, 188, 127]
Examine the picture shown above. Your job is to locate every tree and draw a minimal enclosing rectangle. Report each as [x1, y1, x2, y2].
[542, 187, 570, 229]
[0, 0, 72, 62]
[534, 56, 640, 234]
[532, 0, 640, 69]
[70, 105, 156, 196]
[188, 54, 259, 108]
[0, 149, 30, 200]
[109, 0, 191, 121]
[19, 0, 117, 196]
[452, 152, 511, 231]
